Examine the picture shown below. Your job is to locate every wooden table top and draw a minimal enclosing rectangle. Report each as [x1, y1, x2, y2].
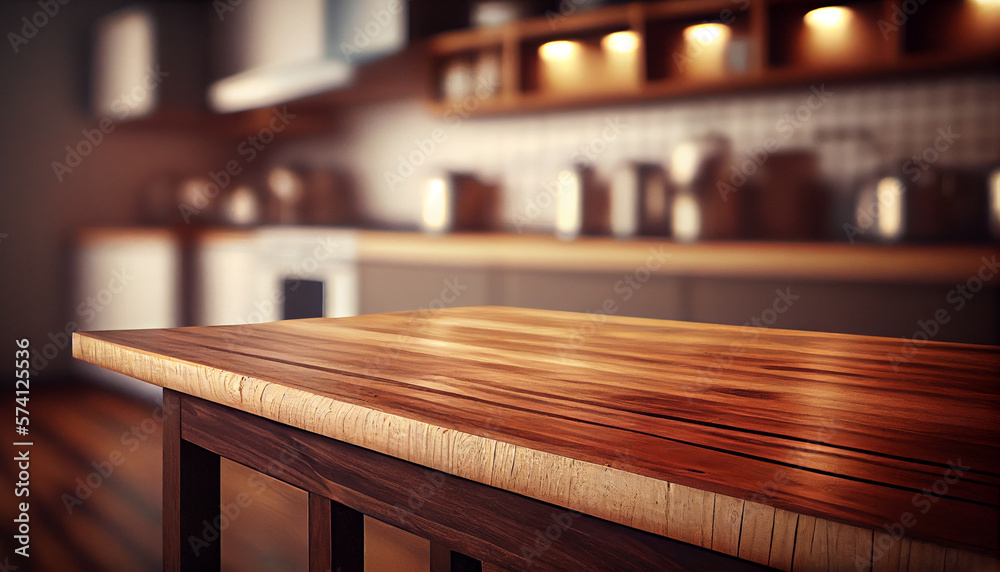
[72, 306, 1000, 558]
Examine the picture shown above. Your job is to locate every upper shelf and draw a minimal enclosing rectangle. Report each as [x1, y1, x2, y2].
[425, 0, 1000, 115]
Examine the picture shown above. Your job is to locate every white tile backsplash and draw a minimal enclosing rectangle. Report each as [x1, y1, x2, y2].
[275, 73, 1000, 231]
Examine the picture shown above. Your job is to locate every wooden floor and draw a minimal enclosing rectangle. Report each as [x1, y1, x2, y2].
[0, 377, 312, 572]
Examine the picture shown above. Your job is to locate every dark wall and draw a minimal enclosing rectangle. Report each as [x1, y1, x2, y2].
[0, 1, 233, 381]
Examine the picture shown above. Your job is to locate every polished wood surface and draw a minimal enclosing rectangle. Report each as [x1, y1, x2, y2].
[73, 306, 1000, 570]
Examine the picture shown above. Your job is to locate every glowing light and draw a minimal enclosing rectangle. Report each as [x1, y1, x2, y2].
[682, 23, 731, 45]
[539, 40, 579, 61]
[670, 142, 700, 187]
[680, 24, 731, 78]
[973, 0, 1000, 5]
[602, 31, 639, 53]
[876, 177, 904, 240]
[672, 193, 701, 243]
[422, 177, 450, 233]
[555, 170, 582, 240]
[990, 169, 1000, 237]
[804, 6, 851, 27]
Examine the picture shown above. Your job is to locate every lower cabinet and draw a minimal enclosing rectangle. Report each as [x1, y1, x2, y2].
[358, 265, 498, 315]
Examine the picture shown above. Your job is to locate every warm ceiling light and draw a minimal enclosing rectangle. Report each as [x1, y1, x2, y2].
[973, 0, 1000, 5]
[602, 31, 639, 53]
[682, 23, 731, 44]
[538, 40, 578, 61]
[804, 6, 851, 27]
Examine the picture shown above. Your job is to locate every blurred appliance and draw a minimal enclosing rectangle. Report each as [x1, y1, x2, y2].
[853, 165, 991, 243]
[266, 166, 358, 226]
[209, 0, 406, 112]
[421, 173, 499, 233]
[194, 228, 358, 327]
[555, 165, 609, 240]
[853, 175, 905, 242]
[609, 163, 671, 238]
[668, 134, 738, 241]
[745, 151, 828, 240]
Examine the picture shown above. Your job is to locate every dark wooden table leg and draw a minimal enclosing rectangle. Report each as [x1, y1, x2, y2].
[310, 492, 364, 572]
[431, 542, 482, 572]
[163, 389, 221, 571]
[309, 494, 332, 572]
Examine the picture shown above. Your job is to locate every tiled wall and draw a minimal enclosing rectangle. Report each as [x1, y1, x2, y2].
[276, 72, 1000, 232]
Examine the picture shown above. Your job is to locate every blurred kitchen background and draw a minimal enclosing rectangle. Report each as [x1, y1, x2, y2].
[0, 0, 998, 569]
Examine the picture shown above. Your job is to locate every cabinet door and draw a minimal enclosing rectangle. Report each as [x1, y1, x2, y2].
[686, 278, 999, 345]
[359, 264, 497, 315]
[74, 229, 180, 331]
[194, 233, 260, 326]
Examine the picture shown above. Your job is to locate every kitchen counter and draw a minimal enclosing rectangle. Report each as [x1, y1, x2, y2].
[356, 231, 998, 284]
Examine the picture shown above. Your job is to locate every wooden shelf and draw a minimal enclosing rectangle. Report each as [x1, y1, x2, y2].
[356, 231, 998, 284]
[425, 0, 1000, 115]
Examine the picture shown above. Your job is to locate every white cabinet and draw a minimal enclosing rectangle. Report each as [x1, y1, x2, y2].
[74, 228, 181, 331]
[194, 227, 358, 326]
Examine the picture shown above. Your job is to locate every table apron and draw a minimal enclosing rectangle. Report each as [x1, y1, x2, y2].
[171, 391, 774, 571]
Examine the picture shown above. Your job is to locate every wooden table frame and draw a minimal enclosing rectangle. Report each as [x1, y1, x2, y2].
[163, 389, 772, 571]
